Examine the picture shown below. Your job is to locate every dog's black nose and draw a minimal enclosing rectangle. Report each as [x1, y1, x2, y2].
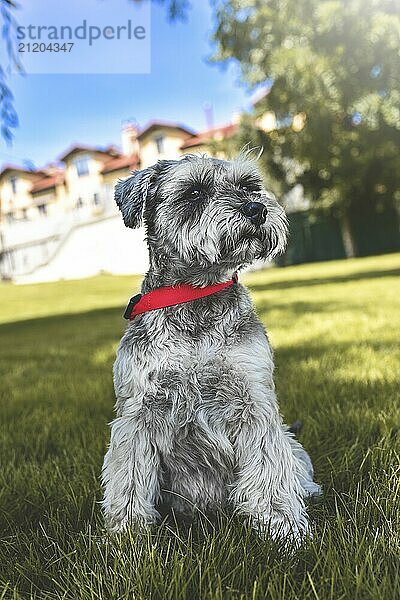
[241, 201, 268, 225]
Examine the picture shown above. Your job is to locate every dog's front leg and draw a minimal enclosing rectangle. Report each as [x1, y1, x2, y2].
[230, 417, 308, 543]
[101, 414, 160, 534]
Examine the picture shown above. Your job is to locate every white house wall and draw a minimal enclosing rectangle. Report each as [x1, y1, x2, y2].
[16, 216, 148, 284]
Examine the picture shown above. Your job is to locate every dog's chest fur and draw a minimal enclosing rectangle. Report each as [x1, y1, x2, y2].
[113, 283, 277, 511]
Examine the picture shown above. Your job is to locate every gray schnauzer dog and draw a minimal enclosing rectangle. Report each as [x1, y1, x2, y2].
[101, 154, 321, 543]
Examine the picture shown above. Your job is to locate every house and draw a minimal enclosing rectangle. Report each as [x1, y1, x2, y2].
[0, 166, 49, 222]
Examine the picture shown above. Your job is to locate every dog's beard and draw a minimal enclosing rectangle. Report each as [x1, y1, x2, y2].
[221, 225, 283, 264]
[182, 217, 287, 268]
[197, 201, 288, 266]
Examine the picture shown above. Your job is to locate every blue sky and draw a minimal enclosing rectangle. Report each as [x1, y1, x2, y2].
[1, 1, 251, 169]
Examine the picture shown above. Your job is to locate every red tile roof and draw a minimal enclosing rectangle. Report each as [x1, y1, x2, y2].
[58, 144, 120, 162]
[31, 172, 65, 194]
[180, 123, 237, 149]
[101, 154, 140, 174]
[0, 164, 45, 179]
[137, 120, 195, 140]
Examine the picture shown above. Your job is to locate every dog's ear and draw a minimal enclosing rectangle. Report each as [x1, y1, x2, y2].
[115, 166, 157, 228]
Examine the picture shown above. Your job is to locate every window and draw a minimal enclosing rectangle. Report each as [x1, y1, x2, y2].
[93, 193, 100, 206]
[37, 204, 47, 216]
[21, 208, 28, 220]
[6, 212, 14, 223]
[74, 156, 90, 177]
[76, 197, 83, 209]
[9, 176, 17, 194]
[154, 135, 164, 154]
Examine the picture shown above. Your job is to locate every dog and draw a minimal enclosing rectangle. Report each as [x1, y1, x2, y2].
[101, 154, 321, 543]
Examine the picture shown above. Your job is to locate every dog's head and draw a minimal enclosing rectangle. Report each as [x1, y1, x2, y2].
[115, 155, 288, 272]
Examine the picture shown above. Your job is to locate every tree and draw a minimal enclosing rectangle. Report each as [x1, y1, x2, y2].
[211, 0, 400, 257]
[0, 0, 21, 144]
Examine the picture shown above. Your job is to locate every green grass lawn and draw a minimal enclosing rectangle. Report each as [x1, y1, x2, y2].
[0, 254, 399, 599]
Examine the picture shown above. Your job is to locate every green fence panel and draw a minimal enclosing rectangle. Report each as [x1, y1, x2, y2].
[351, 205, 400, 257]
[279, 207, 400, 266]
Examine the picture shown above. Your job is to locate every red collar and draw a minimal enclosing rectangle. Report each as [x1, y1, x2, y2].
[124, 273, 238, 320]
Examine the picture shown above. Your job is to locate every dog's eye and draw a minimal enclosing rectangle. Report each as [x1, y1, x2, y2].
[189, 186, 208, 199]
[238, 182, 260, 192]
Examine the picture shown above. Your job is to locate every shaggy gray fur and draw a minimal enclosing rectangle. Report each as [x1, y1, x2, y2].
[101, 154, 321, 543]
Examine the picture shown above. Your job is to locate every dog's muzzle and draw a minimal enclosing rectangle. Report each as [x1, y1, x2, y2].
[241, 201, 268, 226]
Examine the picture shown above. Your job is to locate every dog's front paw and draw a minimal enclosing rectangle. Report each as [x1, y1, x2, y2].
[252, 511, 309, 546]
[104, 510, 158, 536]
[302, 480, 323, 502]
